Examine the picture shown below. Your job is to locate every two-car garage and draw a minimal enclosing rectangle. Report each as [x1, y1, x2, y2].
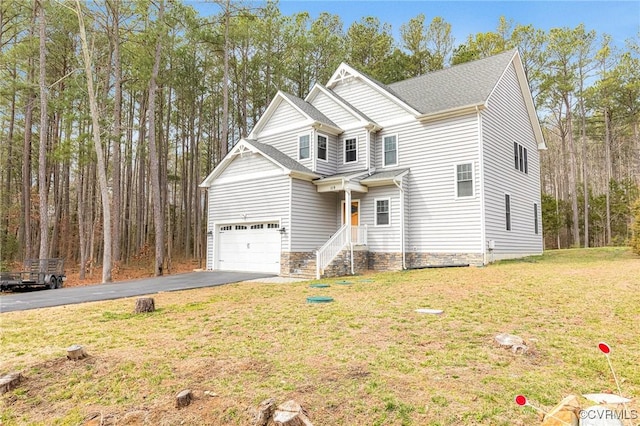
[215, 222, 282, 274]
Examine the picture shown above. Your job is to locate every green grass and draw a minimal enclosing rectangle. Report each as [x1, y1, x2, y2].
[1, 248, 639, 425]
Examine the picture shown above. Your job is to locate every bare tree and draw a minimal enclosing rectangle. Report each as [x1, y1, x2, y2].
[147, 0, 165, 276]
[74, 0, 112, 283]
[37, 0, 49, 260]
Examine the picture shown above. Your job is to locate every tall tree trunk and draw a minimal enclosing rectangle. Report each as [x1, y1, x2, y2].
[75, 0, 112, 283]
[147, 0, 165, 276]
[38, 0, 49, 260]
[564, 96, 580, 248]
[108, 0, 123, 264]
[22, 1, 37, 260]
[220, 0, 230, 158]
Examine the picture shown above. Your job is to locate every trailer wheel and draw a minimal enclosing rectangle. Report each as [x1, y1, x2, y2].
[49, 276, 57, 290]
[56, 277, 62, 289]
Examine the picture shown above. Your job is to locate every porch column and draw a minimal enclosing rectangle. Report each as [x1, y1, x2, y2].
[345, 189, 352, 243]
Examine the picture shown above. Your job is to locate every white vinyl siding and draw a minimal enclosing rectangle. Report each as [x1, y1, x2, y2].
[314, 132, 338, 176]
[213, 151, 277, 183]
[359, 186, 402, 252]
[393, 115, 483, 254]
[260, 128, 313, 170]
[482, 62, 543, 258]
[338, 129, 368, 173]
[332, 78, 408, 124]
[207, 169, 291, 269]
[308, 89, 362, 129]
[261, 99, 306, 134]
[290, 178, 338, 252]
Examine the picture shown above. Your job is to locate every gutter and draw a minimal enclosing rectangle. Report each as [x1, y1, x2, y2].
[416, 103, 486, 123]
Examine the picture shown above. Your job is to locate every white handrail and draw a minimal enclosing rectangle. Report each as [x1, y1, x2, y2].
[316, 225, 368, 279]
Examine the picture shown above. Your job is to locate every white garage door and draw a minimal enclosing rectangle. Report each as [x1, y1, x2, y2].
[217, 222, 281, 273]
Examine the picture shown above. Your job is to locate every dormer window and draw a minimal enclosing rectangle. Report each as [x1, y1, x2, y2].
[299, 134, 310, 160]
[317, 134, 328, 161]
[383, 135, 398, 167]
[344, 137, 357, 163]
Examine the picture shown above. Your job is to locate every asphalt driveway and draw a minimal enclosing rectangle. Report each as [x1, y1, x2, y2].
[0, 271, 274, 313]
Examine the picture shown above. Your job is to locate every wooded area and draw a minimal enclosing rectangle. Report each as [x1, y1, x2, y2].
[0, 0, 638, 281]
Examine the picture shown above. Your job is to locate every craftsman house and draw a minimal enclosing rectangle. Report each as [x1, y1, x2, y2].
[200, 49, 546, 278]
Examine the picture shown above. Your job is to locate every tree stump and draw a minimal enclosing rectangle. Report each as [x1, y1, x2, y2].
[254, 397, 276, 426]
[175, 389, 192, 408]
[273, 400, 313, 426]
[0, 372, 23, 394]
[66, 344, 88, 360]
[134, 297, 155, 313]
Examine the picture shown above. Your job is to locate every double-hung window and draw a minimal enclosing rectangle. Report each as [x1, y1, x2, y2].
[375, 198, 390, 226]
[383, 135, 397, 167]
[456, 163, 473, 197]
[299, 134, 310, 160]
[505, 194, 512, 231]
[513, 142, 528, 174]
[344, 137, 357, 163]
[317, 134, 327, 161]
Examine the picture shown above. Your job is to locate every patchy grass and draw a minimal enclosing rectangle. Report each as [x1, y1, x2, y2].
[1, 248, 639, 425]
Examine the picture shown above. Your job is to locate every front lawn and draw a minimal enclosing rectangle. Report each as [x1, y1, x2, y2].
[1, 248, 638, 425]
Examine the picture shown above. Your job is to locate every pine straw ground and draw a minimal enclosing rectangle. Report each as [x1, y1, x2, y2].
[1, 248, 639, 425]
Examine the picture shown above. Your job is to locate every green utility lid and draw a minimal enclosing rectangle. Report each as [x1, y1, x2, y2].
[307, 296, 334, 303]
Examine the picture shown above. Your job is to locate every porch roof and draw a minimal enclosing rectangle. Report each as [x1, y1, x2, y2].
[313, 168, 410, 192]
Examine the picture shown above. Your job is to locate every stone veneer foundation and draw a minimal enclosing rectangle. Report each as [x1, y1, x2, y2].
[280, 250, 483, 279]
[280, 252, 317, 278]
[406, 252, 484, 268]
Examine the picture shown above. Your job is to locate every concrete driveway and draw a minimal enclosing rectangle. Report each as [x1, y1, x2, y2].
[0, 271, 274, 313]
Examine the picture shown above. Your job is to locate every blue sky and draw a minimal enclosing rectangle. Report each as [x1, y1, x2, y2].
[191, 0, 639, 50]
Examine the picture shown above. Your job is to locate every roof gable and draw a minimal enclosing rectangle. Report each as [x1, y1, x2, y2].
[249, 91, 341, 139]
[199, 139, 318, 187]
[306, 84, 380, 130]
[326, 63, 421, 117]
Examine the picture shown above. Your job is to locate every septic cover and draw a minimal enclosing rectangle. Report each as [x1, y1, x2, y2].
[309, 283, 330, 288]
[307, 296, 334, 303]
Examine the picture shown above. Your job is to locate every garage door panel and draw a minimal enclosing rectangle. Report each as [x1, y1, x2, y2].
[217, 222, 281, 273]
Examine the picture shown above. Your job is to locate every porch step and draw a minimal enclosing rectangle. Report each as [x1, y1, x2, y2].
[319, 248, 368, 279]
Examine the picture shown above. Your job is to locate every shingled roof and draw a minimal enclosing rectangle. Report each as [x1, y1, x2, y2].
[243, 139, 317, 176]
[388, 49, 517, 116]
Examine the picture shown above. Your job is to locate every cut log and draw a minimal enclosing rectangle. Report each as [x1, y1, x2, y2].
[273, 400, 313, 426]
[175, 389, 192, 408]
[66, 344, 88, 360]
[0, 372, 23, 394]
[254, 397, 276, 426]
[134, 297, 155, 313]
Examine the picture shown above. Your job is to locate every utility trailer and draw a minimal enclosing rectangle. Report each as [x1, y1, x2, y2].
[0, 258, 66, 291]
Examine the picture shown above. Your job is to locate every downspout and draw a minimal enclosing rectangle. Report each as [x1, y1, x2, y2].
[476, 105, 487, 265]
[366, 129, 371, 173]
[393, 177, 406, 269]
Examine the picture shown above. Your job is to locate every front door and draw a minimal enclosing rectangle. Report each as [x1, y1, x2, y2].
[342, 200, 360, 226]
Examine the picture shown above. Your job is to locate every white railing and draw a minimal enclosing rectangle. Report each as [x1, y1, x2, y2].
[352, 225, 368, 246]
[316, 225, 368, 279]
